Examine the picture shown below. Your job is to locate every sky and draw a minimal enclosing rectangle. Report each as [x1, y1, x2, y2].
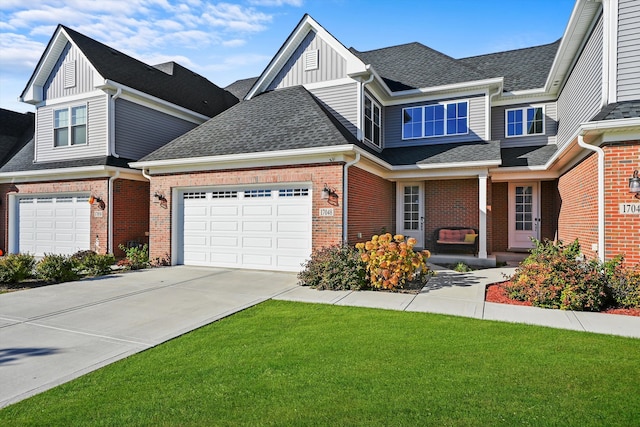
[0, 0, 577, 114]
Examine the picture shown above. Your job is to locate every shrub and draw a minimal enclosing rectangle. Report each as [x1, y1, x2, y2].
[453, 262, 472, 273]
[356, 233, 432, 291]
[0, 253, 36, 284]
[608, 262, 640, 308]
[505, 239, 607, 311]
[298, 244, 367, 290]
[36, 254, 80, 283]
[118, 244, 150, 270]
[72, 250, 115, 276]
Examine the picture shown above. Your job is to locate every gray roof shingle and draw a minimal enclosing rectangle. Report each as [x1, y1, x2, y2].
[225, 77, 259, 100]
[0, 108, 34, 168]
[591, 101, 640, 121]
[500, 145, 557, 167]
[377, 141, 501, 166]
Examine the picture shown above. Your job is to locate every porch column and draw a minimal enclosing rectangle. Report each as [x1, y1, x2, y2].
[478, 173, 488, 259]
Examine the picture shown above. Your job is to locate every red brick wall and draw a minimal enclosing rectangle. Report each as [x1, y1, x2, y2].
[603, 142, 640, 264]
[0, 179, 110, 254]
[491, 182, 508, 252]
[112, 179, 150, 257]
[147, 163, 344, 262]
[347, 167, 395, 243]
[558, 153, 599, 259]
[424, 179, 479, 251]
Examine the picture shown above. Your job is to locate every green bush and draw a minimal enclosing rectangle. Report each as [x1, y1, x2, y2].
[608, 263, 640, 308]
[36, 254, 80, 283]
[72, 250, 115, 276]
[505, 239, 608, 311]
[453, 262, 472, 273]
[118, 244, 150, 270]
[298, 244, 367, 290]
[0, 253, 36, 284]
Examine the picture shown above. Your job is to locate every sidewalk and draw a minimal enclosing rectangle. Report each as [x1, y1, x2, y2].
[274, 265, 640, 339]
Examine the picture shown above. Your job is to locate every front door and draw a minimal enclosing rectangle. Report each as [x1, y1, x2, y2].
[508, 182, 539, 250]
[396, 182, 424, 248]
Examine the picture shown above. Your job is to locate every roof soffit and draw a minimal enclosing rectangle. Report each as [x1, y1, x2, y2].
[245, 14, 367, 100]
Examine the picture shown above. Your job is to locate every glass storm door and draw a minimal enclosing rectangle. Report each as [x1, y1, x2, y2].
[508, 182, 539, 249]
[397, 182, 424, 248]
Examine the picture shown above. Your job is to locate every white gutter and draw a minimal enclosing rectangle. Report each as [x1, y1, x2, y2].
[487, 85, 503, 140]
[141, 168, 152, 181]
[342, 153, 361, 243]
[577, 134, 605, 261]
[108, 170, 120, 254]
[357, 68, 374, 140]
[108, 87, 122, 158]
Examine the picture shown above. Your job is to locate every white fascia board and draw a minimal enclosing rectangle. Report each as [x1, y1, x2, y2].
[387, 167, 491, 181]
[303, 77, 357, 91]
[489, 169, 560, 182]
[381, 78, 503, 105]
[491, 93, 557, 107]
[0, 166, 143, 184]
[98, 80, 208, 124]
[416, 160, 502, 170]
[245, 15, 367, 100]
[38, 90, 106, 107]
[580, 117, 640, 133]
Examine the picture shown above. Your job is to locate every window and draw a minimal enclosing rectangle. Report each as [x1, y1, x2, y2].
[402, 101, 468, 139]
[506, 106, 544, 137]
[54, 105, 87, 146]
[364, 95, 382, 147]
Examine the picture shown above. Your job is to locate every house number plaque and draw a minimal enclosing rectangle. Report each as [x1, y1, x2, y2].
[619, 203, 640, 214]
[319, 208, 334, 217]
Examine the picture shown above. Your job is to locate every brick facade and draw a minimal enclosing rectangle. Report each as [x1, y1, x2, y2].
[147, 163, 344, 263]
[347, 166, 395, 243]
[491, 182, 509, 253]
[112, 179, 150, 257]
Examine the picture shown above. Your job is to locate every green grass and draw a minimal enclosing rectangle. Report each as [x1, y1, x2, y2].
[1, 300, 639, 426]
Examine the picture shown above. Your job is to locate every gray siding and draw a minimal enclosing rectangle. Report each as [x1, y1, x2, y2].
[36, 94, 107, 162]
[309, 82, 358, 137]
[115, 99, 197, 160]
[557, 14, 603, 147]
[492, 102, 557, 147]
[384, 95, 486, 148]
[44, 42, 95, 100]
[268, 31, 347, 90]
[617, 0, 640, 102]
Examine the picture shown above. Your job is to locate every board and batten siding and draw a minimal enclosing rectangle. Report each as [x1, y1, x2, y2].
[35, 94, 107, 162]
[309, 83, 358, 137]
[268, 31, 347, 90]
[492, 102, 557, 147]
[617, 0, 640, 102]
[44, 42, 95, 100]
[114, 99, 198, 160]
[557, 14, 603, 148]
[384, 95, 486, 148]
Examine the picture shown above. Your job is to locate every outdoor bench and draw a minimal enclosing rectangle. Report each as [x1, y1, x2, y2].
[433, 227, 479, 255]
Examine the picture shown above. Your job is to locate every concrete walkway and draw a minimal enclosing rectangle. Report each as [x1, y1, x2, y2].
[274, 265, 640, 339]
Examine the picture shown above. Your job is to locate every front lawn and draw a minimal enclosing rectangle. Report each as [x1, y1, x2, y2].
[1, 300, 638, 426]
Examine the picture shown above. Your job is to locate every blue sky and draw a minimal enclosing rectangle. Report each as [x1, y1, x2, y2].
[0, 0, 577, 113]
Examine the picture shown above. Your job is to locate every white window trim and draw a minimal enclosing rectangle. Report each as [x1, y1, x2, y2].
[53, 103, 88, 148]
[401, 100, 470, 140]
[364, 94, 382, 148]
[505, 105, 545, 138]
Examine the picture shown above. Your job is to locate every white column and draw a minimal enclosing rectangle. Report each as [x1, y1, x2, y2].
[478, 173, 488, 259]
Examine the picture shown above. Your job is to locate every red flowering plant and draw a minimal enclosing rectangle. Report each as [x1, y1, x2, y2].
[355, 233, 432, 291]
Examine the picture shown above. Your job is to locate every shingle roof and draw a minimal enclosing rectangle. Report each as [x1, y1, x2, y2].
[350, 43, 484, 91]
[225, 77, 259, 100]
[458, 40, 560, 92]
[591, 101, 640, 121]
[377, 141, 501, 166]
[500, 145, 557, 168]
[47, 26, 239, 117]
[0, 108, 34, 167]
[139, 86, 362, 162]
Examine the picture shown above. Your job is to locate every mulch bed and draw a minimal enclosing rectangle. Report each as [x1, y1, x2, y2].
[486, 282, 640, 317]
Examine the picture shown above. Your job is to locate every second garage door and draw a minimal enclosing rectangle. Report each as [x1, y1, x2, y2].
[180, 186, 312, 272]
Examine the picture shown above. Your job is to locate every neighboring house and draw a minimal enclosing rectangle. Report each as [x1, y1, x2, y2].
[132, 0, 640, 271]
[0, 25, 238, 258]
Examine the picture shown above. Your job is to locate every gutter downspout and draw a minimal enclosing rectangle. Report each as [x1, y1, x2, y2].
[342, 152, 361, 243]
[108, 87, 122, 158]
[357, 68, 374, 140]
[578, 134, 605, 262]
[108, 170, 120, 254]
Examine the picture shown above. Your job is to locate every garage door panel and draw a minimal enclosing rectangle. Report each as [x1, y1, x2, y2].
[211, 206, 238, 215]
[210, 236, 238, 247]
[183, 206, 208, 216]
[243, 237, 273, 248]
[212, 253, 239, 264]
[243, 205, 272, 216]
[243, 221, 272, 232]
[277, 255, 306, 268]
[211, 221, 238, 231]
[277, 237, 309, 249]
[243, 253, 273, 266]
[277, 204, 309, 215]
[277, 221, 309, 233]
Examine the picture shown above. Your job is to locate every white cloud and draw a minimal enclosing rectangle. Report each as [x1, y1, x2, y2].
[249, 0, 303, 6]
[222, 38, 246, 47]
[0, 32, 46, 73]
[201, 3, 272, 32]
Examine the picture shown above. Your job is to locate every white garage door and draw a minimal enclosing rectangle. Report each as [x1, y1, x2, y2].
[18, 195, 91, 256]
[181, 187, 312, 271]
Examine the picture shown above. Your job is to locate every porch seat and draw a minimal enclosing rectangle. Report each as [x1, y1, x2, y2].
[433, 227, 479, 255]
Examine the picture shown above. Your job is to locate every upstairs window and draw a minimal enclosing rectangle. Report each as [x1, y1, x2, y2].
[506, 106, 544, 137]
[364, 95, 382, 148]
[54, 105, 87, 147]
[402, 101, 468, 139]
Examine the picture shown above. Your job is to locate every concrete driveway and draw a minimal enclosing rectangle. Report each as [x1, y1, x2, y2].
[0, 266, 297, 408]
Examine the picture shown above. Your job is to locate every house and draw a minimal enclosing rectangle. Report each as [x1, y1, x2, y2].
[129, 0, 639, 272]
[0, 25, 238, 258]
